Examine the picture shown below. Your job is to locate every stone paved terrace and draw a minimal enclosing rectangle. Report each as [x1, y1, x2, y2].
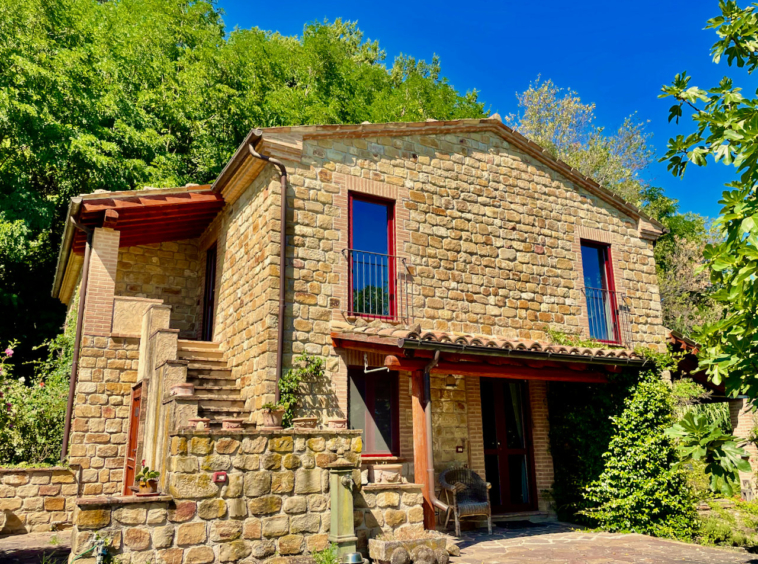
[452, 523, 758, 563]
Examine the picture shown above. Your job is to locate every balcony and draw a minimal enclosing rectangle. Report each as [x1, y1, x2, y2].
[342, 249, 411, 323]
[581, 287, 632, 346]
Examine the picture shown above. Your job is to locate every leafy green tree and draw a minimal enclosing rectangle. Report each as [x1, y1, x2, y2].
[582, 373, 697, 539]
[506, 77, 655, 203]
[660, 0, 758, 397]
[0, 0, 486, 375]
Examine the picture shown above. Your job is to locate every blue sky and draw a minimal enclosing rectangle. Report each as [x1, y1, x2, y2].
[218, 0, 742, 219]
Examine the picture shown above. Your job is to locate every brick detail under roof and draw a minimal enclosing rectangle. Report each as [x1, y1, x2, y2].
[83, 228, 120, 336]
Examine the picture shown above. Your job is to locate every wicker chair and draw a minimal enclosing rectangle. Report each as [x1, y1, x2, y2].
[439, 467, 492, 536]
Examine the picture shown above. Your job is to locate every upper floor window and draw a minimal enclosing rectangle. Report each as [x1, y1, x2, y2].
[581, 241, 622, 344]
[348, 193, 396, 318]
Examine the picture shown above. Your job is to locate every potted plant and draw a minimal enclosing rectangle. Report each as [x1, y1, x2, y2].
[261, 402, 287, 429]
[135, 464, 160, 495]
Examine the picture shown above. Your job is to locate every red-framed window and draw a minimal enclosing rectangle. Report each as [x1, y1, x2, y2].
[580, 240, 621, 344]
[348, 368, 399, 456]
[347, 193, 396, 319]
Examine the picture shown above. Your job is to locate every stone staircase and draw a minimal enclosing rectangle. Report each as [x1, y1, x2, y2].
[177, 340, 247, 423]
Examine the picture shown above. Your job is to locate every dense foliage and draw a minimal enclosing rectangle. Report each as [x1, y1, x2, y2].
[507, 79, 719, 337]
[0, 0, 486, 375]
[0, 302, 74, 465]
[666, 411, 749, 496]
[546, 370, 639, 522]
[660, 0, 758, 399]
[582, 373, 697, 538]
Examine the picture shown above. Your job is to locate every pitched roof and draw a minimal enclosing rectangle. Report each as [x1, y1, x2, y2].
[213, 118, 666, 237]
[331, 323, 645, 366]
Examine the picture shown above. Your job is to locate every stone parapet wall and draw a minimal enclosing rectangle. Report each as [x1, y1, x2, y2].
[0, 466, 79, 535]
[70, 429, 362, 563]
[354, 484, 424, 553]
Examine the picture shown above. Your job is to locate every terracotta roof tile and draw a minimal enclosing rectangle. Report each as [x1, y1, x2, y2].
[332, 323, 642, 361]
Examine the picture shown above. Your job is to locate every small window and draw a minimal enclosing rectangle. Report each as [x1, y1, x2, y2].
[348, 369, 399, 456]
[581, 241, 621, 343]
[348, 193, 395, 318]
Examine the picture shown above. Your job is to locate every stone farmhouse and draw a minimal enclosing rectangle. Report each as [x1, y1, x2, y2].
[42, 117, 675, 560]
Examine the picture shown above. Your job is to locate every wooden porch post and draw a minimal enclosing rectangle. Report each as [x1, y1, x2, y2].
[411, 369, 436, 528]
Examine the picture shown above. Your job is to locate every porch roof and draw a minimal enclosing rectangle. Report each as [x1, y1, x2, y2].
[52, 185, 224, 301]
[331, 324, 646, 368]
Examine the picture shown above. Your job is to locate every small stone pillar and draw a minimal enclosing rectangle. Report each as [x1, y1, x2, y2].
[328, 459, 358, 556]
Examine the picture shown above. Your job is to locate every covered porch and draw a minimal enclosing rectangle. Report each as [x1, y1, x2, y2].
[331, 326, 646, 532]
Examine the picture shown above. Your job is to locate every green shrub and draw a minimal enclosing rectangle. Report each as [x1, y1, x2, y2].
[0, 300, 74, 465]
[547, 370, 640, 522]
[699, 515, 748, 546]
[581, 372, 697, 539]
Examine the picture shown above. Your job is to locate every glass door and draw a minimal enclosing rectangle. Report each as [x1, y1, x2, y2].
[480, 378, 536, 513]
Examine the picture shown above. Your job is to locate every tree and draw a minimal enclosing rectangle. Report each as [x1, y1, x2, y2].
[506, 77, 655, 203]
[507, 79, 716, 337]
[660, 0, 758, 398]
[0, 0, 487, 374]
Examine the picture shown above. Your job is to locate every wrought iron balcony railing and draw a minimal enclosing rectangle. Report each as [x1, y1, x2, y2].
[342, 249, 411, 322]
[581, 287, 632, 346]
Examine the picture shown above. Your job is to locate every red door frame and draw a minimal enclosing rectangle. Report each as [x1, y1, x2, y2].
[581, 240, 621, 344]
[347, 367, 400, 457]
[481, 378, 538, 513]
[347, 192, 396, 319]
[123, 382, 143, 495]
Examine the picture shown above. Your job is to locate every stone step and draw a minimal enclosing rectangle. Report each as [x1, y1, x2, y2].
[187, 361, 231, 373]
[187, 370, 237, 386]
[197, 406, 249, 419]
[194, 385, 239, 392]
[178, 350, 225, 361]
[187, 374, 237, 386]
[186, 360, 229, 370]
[194, 394, 243, 402]
[178, 339, 220, 351]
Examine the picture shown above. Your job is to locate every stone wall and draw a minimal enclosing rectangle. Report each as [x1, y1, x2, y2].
[70, 429, 363, 563]
[116, 239, 202, 339]
[0, 467, 79, 534]
[209, 167, 282, 418]
[68, 336, 139, 496]
[354, 484, 424, 552]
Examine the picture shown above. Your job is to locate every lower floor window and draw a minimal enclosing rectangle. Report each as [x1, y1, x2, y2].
[348, 369, 398, 456]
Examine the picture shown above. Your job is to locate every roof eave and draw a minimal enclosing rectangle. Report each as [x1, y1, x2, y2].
[400, 338, 646, 367]
[51, 197, 82, 300]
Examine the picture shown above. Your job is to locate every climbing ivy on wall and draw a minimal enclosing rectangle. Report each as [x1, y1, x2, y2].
[547, 370, 640, 522]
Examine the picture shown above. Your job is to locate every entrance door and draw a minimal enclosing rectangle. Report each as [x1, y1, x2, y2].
[480, 378, 536, 513]
[202, 244, 217, 341]
[124, 383, 142, 495]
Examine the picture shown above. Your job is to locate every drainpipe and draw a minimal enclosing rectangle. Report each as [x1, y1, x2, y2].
[60, 219, 94, 462]
[247, 143, 287, 403]
[423, 351, 449, 514]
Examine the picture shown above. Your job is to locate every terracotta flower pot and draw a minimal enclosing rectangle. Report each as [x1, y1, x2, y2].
[188, 417, 210, 430]
[293, 416, 318, 429]
[222, 418, 244, 430]
[261, 408, 285, 429]
[328, 417, 348, 429]
[138, 479, 158, 495]
[170, 383, 194, 397]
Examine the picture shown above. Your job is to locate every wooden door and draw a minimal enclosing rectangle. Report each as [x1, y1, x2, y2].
[202, 244, 217, 341]
[123, 383, 142, 495]
[480, 378, 537, 513]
